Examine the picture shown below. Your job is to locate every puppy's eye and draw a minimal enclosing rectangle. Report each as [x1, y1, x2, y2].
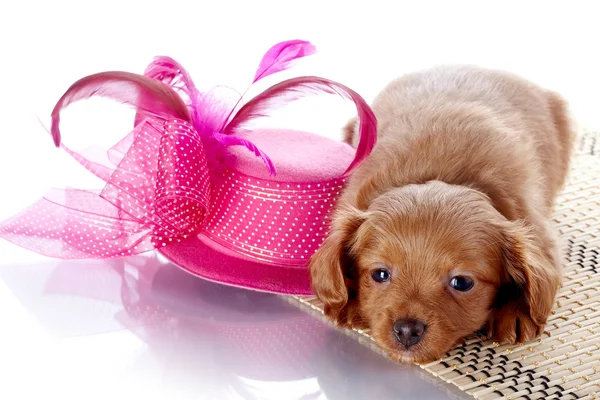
[371, 268, 391, 283]
[449, 276, 474, 292]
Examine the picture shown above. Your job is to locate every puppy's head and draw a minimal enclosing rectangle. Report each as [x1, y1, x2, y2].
[310, 181, 559, 363]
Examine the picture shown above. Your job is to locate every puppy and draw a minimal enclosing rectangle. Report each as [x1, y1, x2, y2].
[310, 65, 576, 363]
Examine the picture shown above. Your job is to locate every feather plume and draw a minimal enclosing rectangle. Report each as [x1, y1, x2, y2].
[189, 87, 247, 172]
[144, 57, 239, 135]
[225, 76, 377, 176]
[143, 56, 200, 106]
[144, 56, 197, 92]
[213, 132, 276, 175]
[51, 71, 190, 147]
[253, 40, 316, 83]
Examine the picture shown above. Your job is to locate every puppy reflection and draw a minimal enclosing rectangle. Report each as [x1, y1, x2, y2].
[313, 332, 453, 399]
[310, 66, 576, 363]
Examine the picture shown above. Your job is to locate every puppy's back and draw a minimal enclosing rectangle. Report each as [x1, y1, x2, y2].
[350, 65, 576, 215]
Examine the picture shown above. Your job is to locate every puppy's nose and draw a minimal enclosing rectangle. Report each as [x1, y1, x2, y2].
[393, 319, 426, 348]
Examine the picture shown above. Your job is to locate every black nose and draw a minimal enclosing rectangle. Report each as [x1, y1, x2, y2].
[393, 318, 427, 348]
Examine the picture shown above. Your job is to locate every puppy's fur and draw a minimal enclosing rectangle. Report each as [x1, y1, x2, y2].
[310, 65, 576, 363]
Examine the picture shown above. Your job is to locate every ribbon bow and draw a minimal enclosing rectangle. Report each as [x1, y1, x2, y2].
[0, 40, 376, 261]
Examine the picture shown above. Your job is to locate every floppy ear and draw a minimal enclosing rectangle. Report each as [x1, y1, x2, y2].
[309, 204, 367, 327]
[489, 221, 562, 343]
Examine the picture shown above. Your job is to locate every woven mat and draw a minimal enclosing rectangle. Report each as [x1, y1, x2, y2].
[288, 129, 600, 399]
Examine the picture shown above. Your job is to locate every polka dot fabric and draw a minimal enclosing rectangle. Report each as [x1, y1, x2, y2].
[203, 171, 347, 265]
[0, 118, 211, 258]
[0, 117, 347, 266]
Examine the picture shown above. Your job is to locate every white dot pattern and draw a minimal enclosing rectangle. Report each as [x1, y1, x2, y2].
[203, 170, 346, 265]
[0, 118, 210, 258]
[0, 117, 347, 266]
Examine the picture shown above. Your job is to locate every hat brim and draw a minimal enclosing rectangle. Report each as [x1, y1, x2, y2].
[159, 233, 313, 295]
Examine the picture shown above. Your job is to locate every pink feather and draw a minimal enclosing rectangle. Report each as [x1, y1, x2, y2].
[51, 72, 190, 147]
[144, 56, 196, 90]
[213, 132, 276, 175]
[253, 40, 316, 83]
[143, 56, 200, 104]
[225, 76, 377, 176]
[143, 58, 236, 135]
[141, 57, 274, 174]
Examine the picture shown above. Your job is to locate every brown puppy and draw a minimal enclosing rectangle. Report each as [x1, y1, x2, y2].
[310, 65, 576, 363]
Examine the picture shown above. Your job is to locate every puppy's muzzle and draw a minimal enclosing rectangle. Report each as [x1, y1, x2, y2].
[393, 318, 427, 348]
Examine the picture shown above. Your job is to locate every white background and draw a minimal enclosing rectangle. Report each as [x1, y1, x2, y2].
[1, 1, 599, 399]
[2, 0, 600, 249]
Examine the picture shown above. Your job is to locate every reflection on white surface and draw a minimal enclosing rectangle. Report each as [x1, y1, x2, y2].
[0, 255, 463, 400]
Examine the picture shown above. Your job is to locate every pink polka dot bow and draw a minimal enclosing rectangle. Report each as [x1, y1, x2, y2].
[0, 40, 377, 294]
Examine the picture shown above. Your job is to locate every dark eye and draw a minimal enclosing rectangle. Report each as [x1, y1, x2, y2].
[449, 276, 474, 292]
[371, 268, 391, 283]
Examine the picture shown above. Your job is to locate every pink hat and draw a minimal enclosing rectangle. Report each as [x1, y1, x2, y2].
[0, 40, 377, 295]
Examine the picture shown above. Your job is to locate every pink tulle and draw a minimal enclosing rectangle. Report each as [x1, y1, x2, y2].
[1, 118, 210, 258]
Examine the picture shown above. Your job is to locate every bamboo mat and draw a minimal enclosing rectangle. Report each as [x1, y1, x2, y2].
[288, 129, 600, 399]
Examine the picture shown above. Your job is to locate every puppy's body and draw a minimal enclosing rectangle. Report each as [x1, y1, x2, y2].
[311, 65, 576, 363]
[346, 65, 573, 216]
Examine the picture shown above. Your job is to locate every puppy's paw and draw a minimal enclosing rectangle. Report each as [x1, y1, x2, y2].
[486, 310, 545, 344]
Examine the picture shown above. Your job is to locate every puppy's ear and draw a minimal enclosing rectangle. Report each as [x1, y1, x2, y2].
[489, 221, 561, 343]
[309, 204, 367, 327]
[342, 117, 358, 146]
